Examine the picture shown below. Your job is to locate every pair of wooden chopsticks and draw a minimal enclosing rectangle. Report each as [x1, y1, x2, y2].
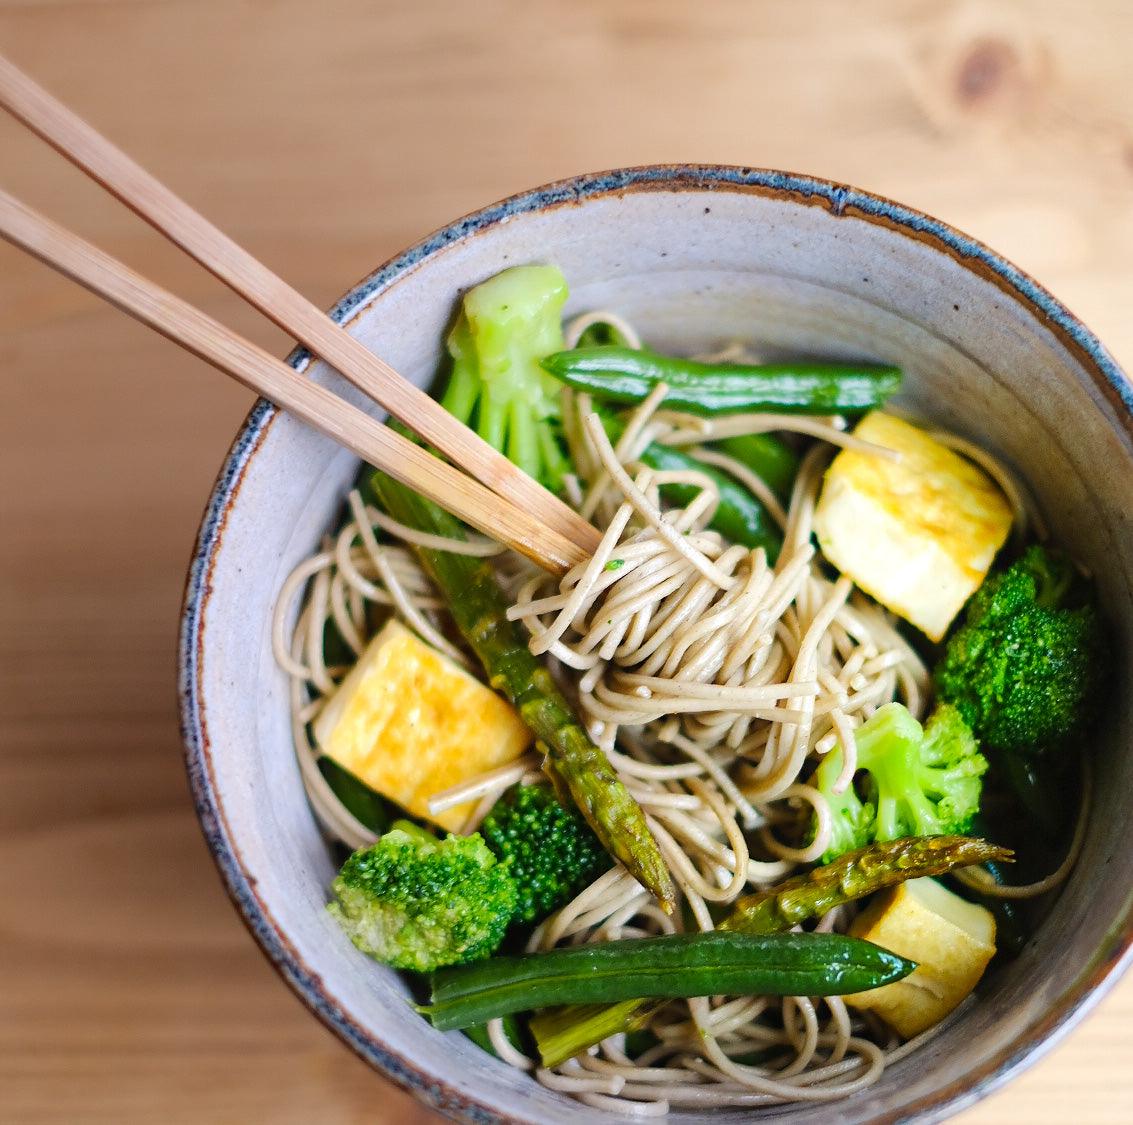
[0, 53, 600, 575]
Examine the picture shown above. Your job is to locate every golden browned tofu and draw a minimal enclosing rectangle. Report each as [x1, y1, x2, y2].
[313, 620, 533, 832]
[813, 412, 1013, 641]
[845, 877, 996, 1038]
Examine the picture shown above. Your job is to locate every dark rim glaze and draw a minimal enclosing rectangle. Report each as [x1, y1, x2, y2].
[178, 165, 1133, 1125]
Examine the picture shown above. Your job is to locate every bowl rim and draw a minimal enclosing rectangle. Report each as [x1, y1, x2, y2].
[178, 163, 1133, 1125]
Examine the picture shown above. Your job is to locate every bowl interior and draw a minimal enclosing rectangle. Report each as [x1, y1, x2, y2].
[182, 170, 1133, 1124]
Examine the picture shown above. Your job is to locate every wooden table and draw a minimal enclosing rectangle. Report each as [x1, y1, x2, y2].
[2, 2, 1131, 1121]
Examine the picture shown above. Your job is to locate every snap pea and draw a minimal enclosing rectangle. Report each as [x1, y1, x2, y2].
[715, 433, 799, 503]
[601, 415, 783, 560]
[317, 758, 392, 835]
[638, 439, 783, 560]
[997, 752, 1071, 837]
[542, 345, 902, 416]
[418, 931, 915, 1031]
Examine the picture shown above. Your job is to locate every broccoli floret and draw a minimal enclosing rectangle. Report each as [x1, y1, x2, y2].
[812, 703, 988, 862]
[935, 546, 1107, 758]
[817, 765, 873, 860]
[328, 821, 517, 972]
[479, 783, 613, 925]
[440, 265, 571, 492]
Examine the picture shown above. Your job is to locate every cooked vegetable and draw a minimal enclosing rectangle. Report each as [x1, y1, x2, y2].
[721, 835, 1011, 935]
[994, 751, 1074, 837]
[574, 319, 634, 348]
[479, 782, 613, 926]
[370, 471, 677, 912]
[418, 931, 916, 1031]
[317, 757, 392, 835]
[602, 413, 782, 559]
[536, 834, 1006, 1067]
[956, 856, 1028, 957]
[812, 703, 989, 862]
[462, 1014, 524, 1058]
[268, 255, 1108, 1111]
[531, 1000, 664, 1070]
[846, 877, 997, 1037]
[541, 345, 901, 416]
[716, 432, 800, 502]
[935, 545, 1107, 760]
[440, 265, 571, 492]
[328, 821, 517, 972]
[814, 412, 1013, 641]
[313, 620, 533, 832]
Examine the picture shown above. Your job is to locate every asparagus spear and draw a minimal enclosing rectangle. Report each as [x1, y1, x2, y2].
[530, 834, 1010, 1067]
[530, 999, 664, 1069]
[369, 470, 677, 913]
[719, 835, 1012, 935]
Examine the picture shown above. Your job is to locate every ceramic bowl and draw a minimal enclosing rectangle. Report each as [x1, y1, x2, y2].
[179, 166, 1133, 1123]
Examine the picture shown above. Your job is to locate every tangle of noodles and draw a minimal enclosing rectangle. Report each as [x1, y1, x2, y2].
[271, 315, 1078, 1114]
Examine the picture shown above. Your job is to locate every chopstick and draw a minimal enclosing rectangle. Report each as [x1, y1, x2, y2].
[0, 188, 588, 575]
[0, 52, 601, 557]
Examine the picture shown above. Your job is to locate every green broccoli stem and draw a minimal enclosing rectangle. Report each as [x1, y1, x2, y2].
[442, 265, 571, 493]
[507, 396, 540, 480]
[537, 421, 571, 488]
[439, 317, 480, 426]
[370, 471, 677, 914]
[535, 834, 1007, 1067]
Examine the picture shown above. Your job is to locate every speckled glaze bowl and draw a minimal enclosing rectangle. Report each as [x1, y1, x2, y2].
[179, 166, 1133, 1123]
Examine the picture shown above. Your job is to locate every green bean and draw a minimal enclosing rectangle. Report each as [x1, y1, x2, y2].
[418, 931, 915, 1031]
[715, 433, 799, 502]
[542, 345, 902, 416]
[534, 835, 1005, 1066]
[601, 414, 783, 560]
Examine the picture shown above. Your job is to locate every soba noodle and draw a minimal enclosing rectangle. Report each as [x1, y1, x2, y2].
[271, 316, 1070, 1114]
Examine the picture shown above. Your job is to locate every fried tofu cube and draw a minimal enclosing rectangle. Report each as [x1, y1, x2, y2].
[845, 877, 997, 1038]
[313, 620, 533, 832]
[813, 412, 1013, 641]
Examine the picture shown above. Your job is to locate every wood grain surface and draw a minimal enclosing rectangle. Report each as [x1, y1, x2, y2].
[2, 2, 1131, 1122]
